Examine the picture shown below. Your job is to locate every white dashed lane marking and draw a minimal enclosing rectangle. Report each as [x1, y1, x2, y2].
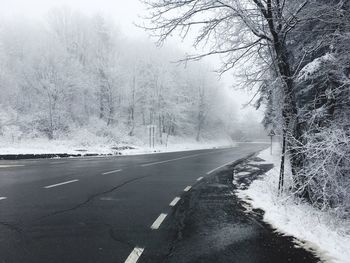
[44, 179, 79, 189]
[124, 247, 144, 263]
[102, 169, 122, 175]
[184, 186, 192, 192]
[0, 197, 7, 201]
[140, 154, 202, 167]
[140, 148, 232, 167]
[169, 197, 181, 207]
[0, 165, 25, 168]
[150, 213, 167, 230]
[196, 177, 203, 181]
[206, 160, 234, 175]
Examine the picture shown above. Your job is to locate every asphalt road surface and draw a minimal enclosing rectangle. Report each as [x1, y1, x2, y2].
[0, 143, 269, 263]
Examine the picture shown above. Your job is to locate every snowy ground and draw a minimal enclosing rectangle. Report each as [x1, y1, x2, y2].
[237, 145, 350, 263]
[0, 136, 236, 156]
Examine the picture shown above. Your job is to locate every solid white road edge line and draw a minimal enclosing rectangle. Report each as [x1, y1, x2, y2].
[196, 177, 203, 181]
[169, 197, 181, 207]
[140, 148, 232, 167]
[184, 186, 192, 192]
[102, 169, 122, 175]
[150, 213, 167, 230]
[206, 160, 234, 175]
[0, 197, 7, 201]
[124, 247, 144, 263]
[44, 179, 79, 189]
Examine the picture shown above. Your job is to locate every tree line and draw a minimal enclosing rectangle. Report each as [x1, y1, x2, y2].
[0, 8, 240, 145]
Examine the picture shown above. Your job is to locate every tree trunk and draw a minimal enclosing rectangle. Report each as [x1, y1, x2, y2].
[47, 92, 54, 140]
[158, 115, 162, 144]
[278, 128, 287, 193]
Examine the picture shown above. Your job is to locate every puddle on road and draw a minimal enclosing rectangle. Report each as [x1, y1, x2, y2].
[207, 224, 257, 251]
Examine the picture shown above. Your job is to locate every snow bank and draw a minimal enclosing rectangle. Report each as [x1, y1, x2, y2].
[237, 145, 350, 263]
[0, 136, 236, 156]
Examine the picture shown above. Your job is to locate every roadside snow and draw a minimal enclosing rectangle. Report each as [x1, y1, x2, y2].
[0, 137, 236, 156]
[237, 145, 350, 263]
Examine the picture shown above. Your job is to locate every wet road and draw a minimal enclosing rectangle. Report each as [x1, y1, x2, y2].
[152, 157, 320, 263]
[0, 143, 276, 263]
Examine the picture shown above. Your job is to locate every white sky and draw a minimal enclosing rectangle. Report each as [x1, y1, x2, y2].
[0, 0, 264, 121]
[0, 0, 145, 35]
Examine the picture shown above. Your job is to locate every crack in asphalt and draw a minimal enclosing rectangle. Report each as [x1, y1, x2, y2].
[35, 175, 151, 222]
[0, 174, 152, 253]
[159, 195, 194, 263]
[108, 226, 135, 250]
[0, 221, 23, 235]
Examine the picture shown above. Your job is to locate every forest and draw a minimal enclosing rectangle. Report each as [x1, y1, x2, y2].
[0, 9, 264, 152]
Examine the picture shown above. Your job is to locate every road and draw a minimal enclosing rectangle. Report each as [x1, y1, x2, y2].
[0, 143, 268, 263]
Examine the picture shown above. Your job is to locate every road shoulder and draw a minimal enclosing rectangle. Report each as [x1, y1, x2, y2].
[146, 156, 320, 263]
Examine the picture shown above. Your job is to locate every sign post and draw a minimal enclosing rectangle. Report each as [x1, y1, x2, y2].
[268, 129, 276, 155]
[147, 125, 156, 149]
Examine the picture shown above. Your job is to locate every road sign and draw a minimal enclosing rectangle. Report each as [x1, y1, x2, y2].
[268, 129, 276, 137]
[268, 129, 275, 154]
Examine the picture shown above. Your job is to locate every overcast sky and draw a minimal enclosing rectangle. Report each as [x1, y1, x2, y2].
[0, 0, 145, 35]
[0, 0, 264, 121]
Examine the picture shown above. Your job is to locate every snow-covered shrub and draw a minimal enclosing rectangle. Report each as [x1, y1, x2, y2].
[301, 127, 350, 217]
[293, 52, 350, 218]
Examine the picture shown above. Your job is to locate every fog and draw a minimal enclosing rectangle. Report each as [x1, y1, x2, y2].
[0, 0, 266, 155]
[1, 1, 348, 262]
[0, 0, 263, 115]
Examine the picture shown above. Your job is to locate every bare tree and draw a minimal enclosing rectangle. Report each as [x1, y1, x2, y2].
[142, 0, 310, 188]
[0, 10, 241, 150]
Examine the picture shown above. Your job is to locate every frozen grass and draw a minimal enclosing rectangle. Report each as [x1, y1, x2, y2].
[237, 145, 350, 263]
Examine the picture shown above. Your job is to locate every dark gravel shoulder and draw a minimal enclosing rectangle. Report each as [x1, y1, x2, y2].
[145, 156, 321, 263]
